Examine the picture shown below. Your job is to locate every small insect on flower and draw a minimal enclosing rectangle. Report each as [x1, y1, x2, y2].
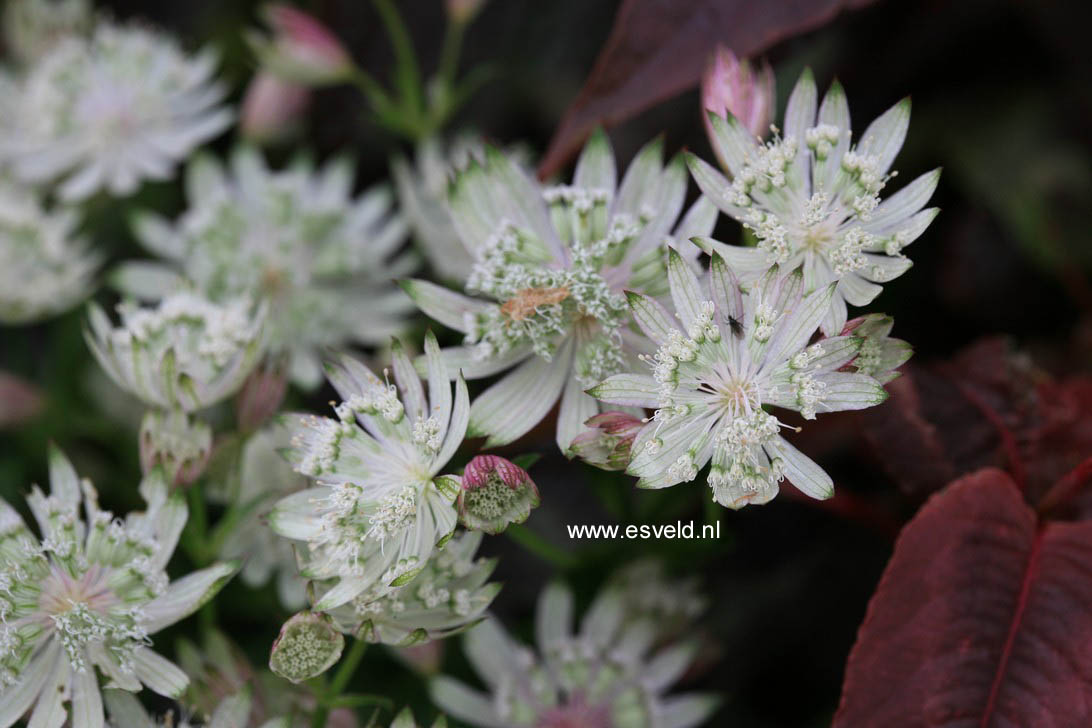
[431, 577, 718, 728]
[85, 291, 266, 412]
[122, 148, 414, 389]
[588, 248, 891, 508]
[0, 18, 232, 201]
[457, 455, 540, 534]
[0, 447, 238, 726]
[403, 129, 719, 451]
[689, 68, 941, 334]
[0, 181, 99, 325]
[267, 332, 470, 612]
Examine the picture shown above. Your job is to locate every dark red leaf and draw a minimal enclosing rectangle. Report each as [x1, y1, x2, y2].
[537, 0, 876, 178]
[835, 468, 1092, 727]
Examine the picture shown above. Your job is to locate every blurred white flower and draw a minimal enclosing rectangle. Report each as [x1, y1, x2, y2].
[268, 333, 468, 611]
[327, 531, 499, 646]
[219, 427, 308, 609]
[1, 0, 91, 65]
[431, 579, 718, 728]
[589, 249, 890, 508]
[0, 20, 232, 201]
[0, 181, 99, 324]
[85, 291, 265, 412]
[403, 130, 718, 451]
[247, 4, 353, 86]
[0, 447, 238, 727]
[689, 69, 940, 334]
[124, 148, 415, 388]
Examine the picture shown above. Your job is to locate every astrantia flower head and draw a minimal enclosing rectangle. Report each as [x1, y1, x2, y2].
[0, 181, 99, 324]
[404, 129, 718, 451]
[269, 611, 345, 684]
[138, 409, 212, 487]
[568, 411, 644, 471]
[2, 0, 90, 65]
[688, 68, 941, 334]
[85, 291, 265, 412]
[268, 333, 469, 611]
[431, 579, 718, 728]
[841, 313, 912, 384]
[0, 19, 232, 201]
[0, 447, 237, 726]
[589, 249, 890, 508]
[127, 148, 414, 388]
[457, 455, 539, 534]
[606, 559, 706, 636]
[327, 531, 499, 647]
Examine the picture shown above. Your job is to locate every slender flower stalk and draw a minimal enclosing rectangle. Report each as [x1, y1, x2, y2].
[688, 68, 940, 334]
[0, 447, 237, 727]
[268, 333, 469, 611]
[589, 248, 891, 508]
[403, 129, 717, 451]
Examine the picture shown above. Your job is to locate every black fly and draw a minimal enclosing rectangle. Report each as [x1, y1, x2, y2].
[727, 315, 744, 338]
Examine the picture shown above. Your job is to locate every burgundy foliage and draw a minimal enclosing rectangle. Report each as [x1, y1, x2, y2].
[835, 468, 1092, 727]
[537, 0, 875, 178]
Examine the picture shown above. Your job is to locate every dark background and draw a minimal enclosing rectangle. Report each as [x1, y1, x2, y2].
[3, 0, 1091, 725]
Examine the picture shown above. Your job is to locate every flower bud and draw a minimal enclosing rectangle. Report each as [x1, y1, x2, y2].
[457, 455, 539, 534]
[569, 411, 643, 471]
[0, 370, 43, 427]
[445, 0, 487, 25]
[269, 611, 345, 683]
[139, 409, 212, 487]
[249, 4, 353, 86]
[240, 71, 311, 145]
[389, 640, 445, 675]
[235, 359, 289, 432]
[702, 46, 775, 148]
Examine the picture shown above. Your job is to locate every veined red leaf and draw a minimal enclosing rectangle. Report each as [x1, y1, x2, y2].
[834, 468, 1092, 727]
[538, 0, 876, 178]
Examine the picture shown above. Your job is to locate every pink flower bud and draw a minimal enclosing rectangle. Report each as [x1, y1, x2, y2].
[250, 4, 353, 85]
[0, 371, 43, 427]
[139, 409, 212, 487]
[241, 72, 311, 144]
[235, 360, 289, 432]
[390, 640, 445, 675]
[702, 46, 775, 149]
[569, 411, 644, 471]
[458, 455, 540, 534]
[445, 0, 487, 24]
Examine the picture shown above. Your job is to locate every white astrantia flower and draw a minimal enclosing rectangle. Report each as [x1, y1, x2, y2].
[403, 129, 719, 451]
[687, 68, 941, 334]
[606, 559, 706, 636]
[327, 531, 499, 647]
[268, 332, 469, 611]
[0, 447, 238, 728]
[122, 148, 415, 388]
[589, 248, 890, 509]
[85, 291, 265, 412]
[431, 580, 719, 728]
[219, 428, 308, 610]
[104, 687, 288, 728]
[2, 0, 90, 66]
[392, 134, 531, 283]
[0, 180, 99, 324]
[0, 19, 232, 201]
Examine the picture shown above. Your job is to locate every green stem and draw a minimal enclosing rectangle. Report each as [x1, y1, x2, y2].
[185, 480, 210, 565]
[506, 524, 578, 569]
[311, 639, 368, 728]
[437, 19, 466, 91]
[371, 0, 423, 118]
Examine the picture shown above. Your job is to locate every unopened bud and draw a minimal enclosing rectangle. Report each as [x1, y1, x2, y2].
[569, 411, 644, 471]
[241, 71, 311, 145]
[0, 371, 43, 427]
[702, 46, 775, 146]
[235, 360, 289, 432]
[269, 611, 345, 683]
[249, 4, 354, 86]
[139, 409, 212, 487]
[457, 455, 539, 534]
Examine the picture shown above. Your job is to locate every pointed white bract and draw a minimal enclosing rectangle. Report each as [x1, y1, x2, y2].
[0, 448, 237, 728]
[85, 291, 265, 412]
[691, 68, 940, 334]
[0, 19, 231, 201]
[124, 148, 415, 388]
[590, 249, 890, 508]
[390, 706, 447, 728]
[268, 333, 470, 611]
[0, 181, 99, 324]
[327, 531, 499, 647]
[431, 577, 717, 728]
[404, 130, 718, 450]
